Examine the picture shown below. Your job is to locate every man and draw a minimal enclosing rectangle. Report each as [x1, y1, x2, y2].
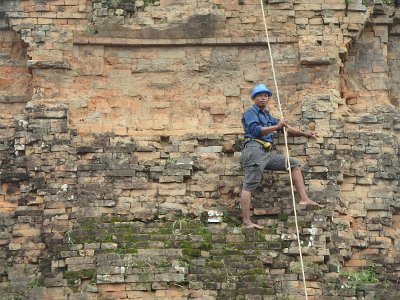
[240, 83, 323, 229]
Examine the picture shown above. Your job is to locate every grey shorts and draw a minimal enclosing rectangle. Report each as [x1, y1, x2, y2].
[240, 141, 300, 192]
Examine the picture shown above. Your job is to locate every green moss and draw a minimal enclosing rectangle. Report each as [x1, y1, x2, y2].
[191, 225, 212, 251]
[222, 211, 242, 226]
[289, 261, 322, 276]
[260, 288, 275, 295]
[110, 215, 125, 223]
[248, 268, 264, 275]
[182, 248, 201, 257]
[222, 248, 241, 255]
[64, 269, 96, 281]
[78, 219, 97, 231]
[28, 276, 44, 288]
[159, 226, 173, 234]
[207, 261, 225, 268]
[64, 269, 96, 292]
[278, 213, 289, 221]
[164, 240, 172, 248]
[255, 230, 267, 242]
[180, 240, 192, 249]
[106, 247, 137, 255]
[155, 261, 171, 268]
[340, 266, 379, 289]
[265, 224, 277, 234]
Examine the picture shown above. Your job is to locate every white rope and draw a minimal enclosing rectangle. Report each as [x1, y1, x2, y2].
[259, 1, 309, 299]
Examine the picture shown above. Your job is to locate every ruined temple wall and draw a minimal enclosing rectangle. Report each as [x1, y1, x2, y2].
[1, 0, 373, 135]
[0, 1, 400, 299]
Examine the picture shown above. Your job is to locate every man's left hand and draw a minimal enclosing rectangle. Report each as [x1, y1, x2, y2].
[304, 131, 318, 139]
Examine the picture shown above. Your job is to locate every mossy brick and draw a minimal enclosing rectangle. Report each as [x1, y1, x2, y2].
[135, 241, 150, 248]
[149, 234, 171, 241]
[141, 227, 168, 234]
[228, 262, 253, 271]
[165, 248, 182, 256]
[233, 243, 254, 250]
[59, 250, 77, 258]
[97, 265, 124, 275]
[208, 227, 227, 234]
[151, 281, 170, 291]
[164, 240, 180, 248]
[268, 241, 283, 250]
[186, 241, 206, 249]
[207, 268, 227, 276]
[64, 269, 95, 280]
[222, 248, 242, 255]
[65, 256, 94, 265]
[96, 274, 125, 283]
[202, 281, 221, 290]
[96, 253, 122, 263]
[211, 235, 226, 242]
[170, 235, 189, 241]
[189, 234, 206, 242]
[182, 248, 201, 257]
[101, 242, 118, 250]
[217, 290, 238, 299]
[242, 249, 261, 255]
[154, 273, 185, 282]
[206, 260, 225, 268]
[188, 281, 204, 289]
[221, 255, 246, 263]
[272, 260, 290, 268]
[146, 241, 165, 248]
[125, 274, 155, 282]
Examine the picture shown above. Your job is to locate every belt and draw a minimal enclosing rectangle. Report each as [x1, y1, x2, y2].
[244, 138, 273, 151]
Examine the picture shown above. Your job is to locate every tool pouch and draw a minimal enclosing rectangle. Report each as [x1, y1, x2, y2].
[253, 139, 272, 151]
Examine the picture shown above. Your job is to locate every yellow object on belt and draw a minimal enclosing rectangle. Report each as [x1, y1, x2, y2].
[247, 138, 272, 151]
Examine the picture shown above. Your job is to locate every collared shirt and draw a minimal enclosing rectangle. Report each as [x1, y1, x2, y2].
[242, 104, 280, 143]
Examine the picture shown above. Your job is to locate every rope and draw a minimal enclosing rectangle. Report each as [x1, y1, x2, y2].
[259, 1, 309, 299]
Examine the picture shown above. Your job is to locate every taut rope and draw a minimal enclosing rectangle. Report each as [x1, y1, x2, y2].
[259, 1, 309, 299]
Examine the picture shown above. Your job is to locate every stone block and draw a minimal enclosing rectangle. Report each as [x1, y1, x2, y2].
[97, 274, 125, 284]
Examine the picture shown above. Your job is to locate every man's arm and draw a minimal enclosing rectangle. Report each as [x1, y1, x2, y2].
[259, 118, 288, 135]
[259, 124, 280, 135]
[286, 125, 318, 139]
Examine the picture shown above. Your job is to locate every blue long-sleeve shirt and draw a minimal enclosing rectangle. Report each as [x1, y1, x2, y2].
[242, 105, 280, 143]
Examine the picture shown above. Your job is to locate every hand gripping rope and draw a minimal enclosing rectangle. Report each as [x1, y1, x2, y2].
[259, 1, 309, 299]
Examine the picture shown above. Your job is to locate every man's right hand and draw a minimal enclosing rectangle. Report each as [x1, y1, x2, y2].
[277, 118, 289, 129]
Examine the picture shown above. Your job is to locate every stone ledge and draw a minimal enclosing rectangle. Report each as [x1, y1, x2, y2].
[73, 36, 298, 47]
[369, 17, 393, 25]
[27, 60, 72, 70]
[0, 95, 30, 103]
[300, 56, 337, 66]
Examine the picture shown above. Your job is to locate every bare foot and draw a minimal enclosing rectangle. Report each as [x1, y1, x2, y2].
[299, 199, 325, 208]
[242, 222, 264, 229]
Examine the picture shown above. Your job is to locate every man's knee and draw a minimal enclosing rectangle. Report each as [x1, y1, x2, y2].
[291, 165, 301, 171]
[242, 182, 260, 193]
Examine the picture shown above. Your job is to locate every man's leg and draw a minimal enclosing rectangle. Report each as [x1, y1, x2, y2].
[291, 166, 323, 207]
[241, 189, 264, 229]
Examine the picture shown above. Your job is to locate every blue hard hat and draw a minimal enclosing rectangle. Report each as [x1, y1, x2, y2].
[250, 83, 272, 98]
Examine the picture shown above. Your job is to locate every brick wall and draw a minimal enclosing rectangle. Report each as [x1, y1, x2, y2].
[0, 0, 400, 299]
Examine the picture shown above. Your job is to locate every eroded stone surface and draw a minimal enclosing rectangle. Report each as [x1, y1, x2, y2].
[0, 0, 399, 299]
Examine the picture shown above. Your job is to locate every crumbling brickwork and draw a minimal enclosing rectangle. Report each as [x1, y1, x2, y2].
[0, 0, 399, 299]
